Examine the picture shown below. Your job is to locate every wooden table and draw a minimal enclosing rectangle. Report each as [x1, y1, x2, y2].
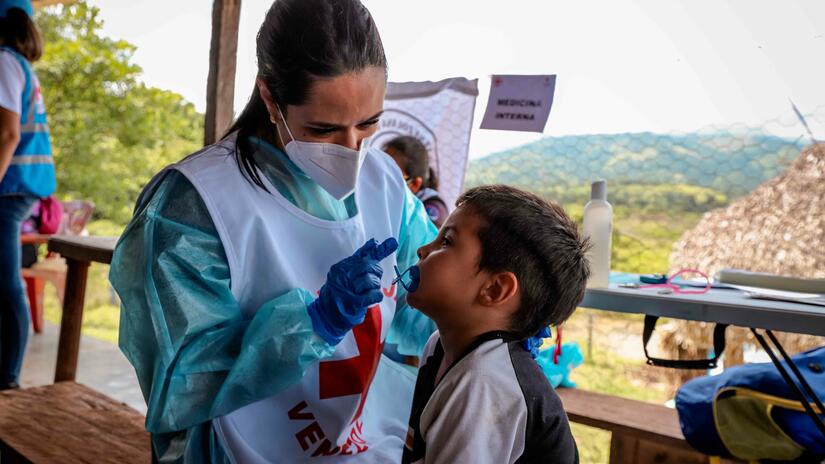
[20, 234, 51, 246]
[0, 382, 150, 463]
[47, 236, 118, 382]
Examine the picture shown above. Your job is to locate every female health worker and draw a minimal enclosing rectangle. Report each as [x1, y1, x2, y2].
[109, 0, 437, 462]
[0, 0, 56, 391]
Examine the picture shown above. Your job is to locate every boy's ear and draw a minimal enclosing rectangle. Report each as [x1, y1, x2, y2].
[409, 177, 424, 193]
[478, 271, 519, 308]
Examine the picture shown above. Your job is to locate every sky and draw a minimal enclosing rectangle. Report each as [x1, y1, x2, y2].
[86, 0, 825, 158]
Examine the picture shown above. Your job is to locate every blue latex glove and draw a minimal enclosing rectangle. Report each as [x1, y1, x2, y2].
[308, 238, 399, 345]
[521, 326, 552, 359]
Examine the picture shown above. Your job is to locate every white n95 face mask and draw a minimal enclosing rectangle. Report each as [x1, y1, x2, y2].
[275, 105, 370, 200]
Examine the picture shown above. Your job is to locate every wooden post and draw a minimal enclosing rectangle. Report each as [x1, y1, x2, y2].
[54, 259, 90, 382]
[204, 0, 242, 146]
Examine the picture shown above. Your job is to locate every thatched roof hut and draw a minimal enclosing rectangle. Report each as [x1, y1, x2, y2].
[661, 143, 825, 392]
[670, 143, 825, 279]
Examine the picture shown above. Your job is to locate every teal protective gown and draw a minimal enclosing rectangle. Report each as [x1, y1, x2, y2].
[110, 137, 438, 463]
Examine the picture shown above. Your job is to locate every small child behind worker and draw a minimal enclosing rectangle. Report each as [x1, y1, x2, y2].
[383, 136, 449, 228]
[400, 185, 590, 464]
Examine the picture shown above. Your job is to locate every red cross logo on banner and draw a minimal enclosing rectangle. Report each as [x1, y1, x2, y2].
[318, 305, 383, 423]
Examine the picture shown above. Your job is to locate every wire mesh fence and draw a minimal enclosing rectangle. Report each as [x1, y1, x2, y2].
[466, 104, 825, 393]
[465, 104, 825, 276]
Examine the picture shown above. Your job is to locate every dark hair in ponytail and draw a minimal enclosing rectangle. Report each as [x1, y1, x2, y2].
[224, 0, 387, 190]
[383, 135, 439, 190]
[0, 8, 43, 62]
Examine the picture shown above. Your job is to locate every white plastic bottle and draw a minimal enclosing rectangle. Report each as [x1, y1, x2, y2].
[582, 180, 613, 288]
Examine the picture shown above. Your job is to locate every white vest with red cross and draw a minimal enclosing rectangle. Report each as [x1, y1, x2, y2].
[173, 135, 416, 463]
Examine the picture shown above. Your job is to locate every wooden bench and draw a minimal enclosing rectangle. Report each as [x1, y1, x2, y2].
[0, 382, 150, 463]
[557, 388, 742, 464]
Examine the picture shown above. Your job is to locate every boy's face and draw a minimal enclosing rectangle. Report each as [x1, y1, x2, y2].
[407, 206, 488, 324]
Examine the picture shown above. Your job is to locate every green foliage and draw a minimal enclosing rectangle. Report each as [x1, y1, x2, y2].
[86, 218, 125, 237]
[496, 193, 703, 275]
[466, 131, 802, 200]
[34, 2, 203, 223]
[466, 137, 736, 274]
[609, 209, 704, 274]
[528, 183, 728, 215]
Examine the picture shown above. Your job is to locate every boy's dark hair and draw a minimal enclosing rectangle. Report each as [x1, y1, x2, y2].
[456, 185, 591, 339]
[0, 8, 43, 62]
[383, 135, 439, 190]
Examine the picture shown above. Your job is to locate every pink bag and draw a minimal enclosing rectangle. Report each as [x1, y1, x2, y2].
[38, 196, 63, 234]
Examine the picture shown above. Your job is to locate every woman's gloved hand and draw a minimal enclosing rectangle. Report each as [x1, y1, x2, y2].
[521, 326, 552, 359]
[308, 238, 399, 345]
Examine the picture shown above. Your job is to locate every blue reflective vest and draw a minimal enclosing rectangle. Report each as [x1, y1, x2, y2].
[0, 46, 56, 198]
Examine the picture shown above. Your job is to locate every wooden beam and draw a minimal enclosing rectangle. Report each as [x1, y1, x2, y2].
[32, 0, 75, 8]
[204, 0, 241, 146]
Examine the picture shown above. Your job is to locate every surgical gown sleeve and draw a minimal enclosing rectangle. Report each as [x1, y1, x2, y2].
[110, 169, 336, 437]
[386, 187, 440, 356]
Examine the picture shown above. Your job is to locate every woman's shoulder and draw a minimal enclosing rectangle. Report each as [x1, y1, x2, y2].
[134, 135, 237, 214]
[133, 169, 217, 234]
[176, 135, 238, 170]
[135, 169, 192, 212]
[169, 135, 245, 195]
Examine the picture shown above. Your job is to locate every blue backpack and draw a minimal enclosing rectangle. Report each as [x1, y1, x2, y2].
[676, 346, 825, 461]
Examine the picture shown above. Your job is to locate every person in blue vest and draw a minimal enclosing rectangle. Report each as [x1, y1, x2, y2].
[0, 0, 56, 391]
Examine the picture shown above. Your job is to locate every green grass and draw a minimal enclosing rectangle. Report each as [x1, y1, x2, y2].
[573, 346, 668, 404]
[566, 347, 670, 463]
[571, 424, 612, 464]
[557, 309, 671, 463]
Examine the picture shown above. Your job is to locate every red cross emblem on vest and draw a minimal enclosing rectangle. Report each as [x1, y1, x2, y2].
[318, 305, 384, 422]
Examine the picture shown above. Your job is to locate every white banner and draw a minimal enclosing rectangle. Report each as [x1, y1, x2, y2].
[480, 74, 556, 133]
[374, 78, 479, 209]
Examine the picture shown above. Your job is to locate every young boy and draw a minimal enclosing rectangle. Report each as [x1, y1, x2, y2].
[401, 185, 590, 464]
